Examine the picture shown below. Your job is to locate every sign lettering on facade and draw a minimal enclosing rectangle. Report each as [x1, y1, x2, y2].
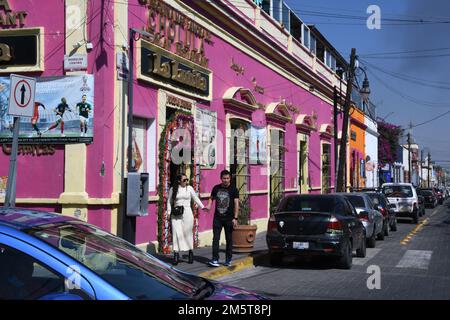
[140, 40, 211, 98]
[138, 0, 212, 68]
[0, 0, 27, 28]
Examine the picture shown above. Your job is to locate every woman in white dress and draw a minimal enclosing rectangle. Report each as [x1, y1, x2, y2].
[168, 174, 206, 265]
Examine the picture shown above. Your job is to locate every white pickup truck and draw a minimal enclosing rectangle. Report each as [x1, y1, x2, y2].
[381, 183, 419, 224]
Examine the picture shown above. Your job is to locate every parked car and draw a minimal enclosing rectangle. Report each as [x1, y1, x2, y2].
[266, 194, 366, 269]
[365, 192, 397, 233]
[0, 208, 267, 300]
[381, 183, 419, 224]
[435, 188, 444, 204]
[417, 188, 437, 209]
[341, 193, 384, 247]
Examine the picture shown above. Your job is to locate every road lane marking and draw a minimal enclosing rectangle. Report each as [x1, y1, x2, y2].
[396, 250, 432, 270]
[353, 248, 381, 265]
[400, 218, 429, 245]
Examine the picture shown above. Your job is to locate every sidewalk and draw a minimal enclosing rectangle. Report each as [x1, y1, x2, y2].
[153, 231, 268, 280]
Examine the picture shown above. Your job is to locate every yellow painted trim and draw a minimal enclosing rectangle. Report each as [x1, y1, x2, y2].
[0, 27, 45, 73]
[284, 188, 298, 193]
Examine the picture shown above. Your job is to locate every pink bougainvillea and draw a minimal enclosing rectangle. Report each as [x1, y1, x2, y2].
[377, 120, 403, 165]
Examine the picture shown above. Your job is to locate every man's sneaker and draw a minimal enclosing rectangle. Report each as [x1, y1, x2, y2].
[208, 260, 220, 267]
[60, 133, 65, 137]
[223, 260, 232, 267]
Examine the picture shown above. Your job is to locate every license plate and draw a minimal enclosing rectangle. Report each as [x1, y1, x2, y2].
[293, 242, 309, 250]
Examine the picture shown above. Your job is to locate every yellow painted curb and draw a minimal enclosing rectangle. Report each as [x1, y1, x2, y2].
[198, 255, 259, 280]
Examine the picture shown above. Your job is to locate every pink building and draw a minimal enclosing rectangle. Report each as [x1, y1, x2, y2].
[0, 0, 347, 252]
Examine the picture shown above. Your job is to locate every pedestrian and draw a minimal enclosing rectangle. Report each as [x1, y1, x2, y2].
[167, 174, 206, 265]
[206, 170, 239, 267]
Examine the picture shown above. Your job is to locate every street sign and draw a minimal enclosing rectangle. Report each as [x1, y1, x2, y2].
[8, 74, 36, 117]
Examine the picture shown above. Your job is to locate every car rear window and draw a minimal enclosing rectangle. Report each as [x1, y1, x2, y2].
[278, 197, 335, 213]
[367, 194, 380, 205]
[422, 190, 433, 196]
[344, 195, 366, 208]
[382, 186, 413, 198]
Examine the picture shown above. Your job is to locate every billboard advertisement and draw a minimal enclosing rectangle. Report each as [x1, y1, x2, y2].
[0, 75, 94, 144]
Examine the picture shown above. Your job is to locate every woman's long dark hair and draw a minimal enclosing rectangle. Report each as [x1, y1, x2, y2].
[171, 174, 186, 205]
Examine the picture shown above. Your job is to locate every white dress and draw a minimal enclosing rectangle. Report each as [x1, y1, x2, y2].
[168, 185, 204, 252]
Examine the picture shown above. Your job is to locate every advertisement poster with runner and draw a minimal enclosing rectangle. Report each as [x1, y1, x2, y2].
[0, 75, 94, 144]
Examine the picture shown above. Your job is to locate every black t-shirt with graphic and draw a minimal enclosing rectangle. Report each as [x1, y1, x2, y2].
[77, 102, 91, 118]
[211, 184, 239, 220]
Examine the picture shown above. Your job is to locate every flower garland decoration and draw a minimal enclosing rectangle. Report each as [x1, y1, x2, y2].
[157, 111, 199, 254]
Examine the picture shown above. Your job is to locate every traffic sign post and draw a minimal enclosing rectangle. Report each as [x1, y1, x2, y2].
[4, 74, 36, 208]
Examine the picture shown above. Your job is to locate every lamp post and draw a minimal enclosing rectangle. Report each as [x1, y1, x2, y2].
[336, 49, 371, 192]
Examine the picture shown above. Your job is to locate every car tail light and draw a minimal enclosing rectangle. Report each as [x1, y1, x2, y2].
[380, 207, 387, 217]
[326, 216, 343, 234]
[359, 212, 370, 222]
[268, 215, 278, 232]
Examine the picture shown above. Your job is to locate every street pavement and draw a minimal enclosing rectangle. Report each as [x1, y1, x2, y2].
[161, 199, 450, 299]
[213, 201, 450, 299]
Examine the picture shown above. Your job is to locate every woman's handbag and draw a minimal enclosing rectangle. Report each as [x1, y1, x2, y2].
[172, 206, 184, 217]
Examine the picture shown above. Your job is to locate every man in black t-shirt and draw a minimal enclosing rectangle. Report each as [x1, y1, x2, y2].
[76, 95, 92, 137]
[206, 170, 239, 267]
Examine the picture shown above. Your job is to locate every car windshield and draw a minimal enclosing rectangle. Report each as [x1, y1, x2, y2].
[367, 194, 380, 205]
[278, 197, 335, 213]
[344, 195, 366, 208]
[422, 190, 433, 196]
[382, 186, 413, 198]
[26, 221, 204, 300]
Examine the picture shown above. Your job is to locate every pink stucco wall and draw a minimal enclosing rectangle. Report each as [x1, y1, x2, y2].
[129, 1, 342, 245]
[0, 2, 116, 230]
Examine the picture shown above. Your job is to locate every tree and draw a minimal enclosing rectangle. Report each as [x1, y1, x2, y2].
[377, 120, 403, 165]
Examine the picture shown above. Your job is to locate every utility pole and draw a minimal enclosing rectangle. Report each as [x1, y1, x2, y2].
[428, 151, 431, 188]
[337, 48, 357, 192]
[407, 130, 411, 184]
[333, 86, 338, 191]
[420, 150, 423, 187]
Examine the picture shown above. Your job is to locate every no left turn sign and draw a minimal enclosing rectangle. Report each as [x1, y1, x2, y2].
[8, 74, 36, 118]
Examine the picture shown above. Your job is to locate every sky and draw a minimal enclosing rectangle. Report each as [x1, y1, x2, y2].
[284, 0, 450, 169]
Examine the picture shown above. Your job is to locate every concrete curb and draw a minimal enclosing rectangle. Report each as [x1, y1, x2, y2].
[198, 252, 267, 280]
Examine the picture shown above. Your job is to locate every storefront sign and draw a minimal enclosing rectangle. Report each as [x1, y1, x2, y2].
[138, 0, 213, 68]
[0, 75, 95, 144]
[139, 40, 211, 99]
[64, 54, 88, 71]
[167, 94, 193, 111]
[2, 144, 55, 156]
[0, 0, 27, 28]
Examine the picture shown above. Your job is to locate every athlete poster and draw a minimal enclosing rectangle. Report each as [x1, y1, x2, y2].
[0, 75, 94, 144]
[249, 125, 267, 164]
[0, 176, 7, 197]
[195, 108, 217, 169]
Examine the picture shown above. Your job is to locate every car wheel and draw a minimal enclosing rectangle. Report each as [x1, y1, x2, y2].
[269, 252, 283, 266]
[367, 228, 377, 248]
[338, 240, 353, 269]
[384, 221, 389, 237]
[390, 218, 398, 231]
[377, 228, 385, 240]
[356, 233, 366, 258]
